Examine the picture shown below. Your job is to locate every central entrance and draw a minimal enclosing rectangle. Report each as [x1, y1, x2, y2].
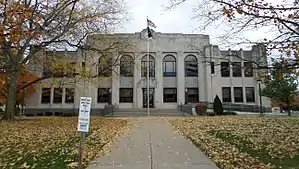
[142, 88, 155, 108]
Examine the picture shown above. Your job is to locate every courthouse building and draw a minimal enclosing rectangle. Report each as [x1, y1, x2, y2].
[25, 29, 271, 114]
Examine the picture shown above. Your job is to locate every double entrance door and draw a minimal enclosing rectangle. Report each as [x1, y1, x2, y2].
[142, 88, 154, 108]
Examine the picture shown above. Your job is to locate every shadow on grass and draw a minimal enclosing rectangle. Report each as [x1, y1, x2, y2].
[208, 130, 299, 169]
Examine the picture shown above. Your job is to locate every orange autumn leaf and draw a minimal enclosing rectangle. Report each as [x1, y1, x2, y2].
[0, 71, 40, 104]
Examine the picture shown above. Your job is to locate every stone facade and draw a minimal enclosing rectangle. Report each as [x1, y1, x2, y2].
[25, 29, 271, 113]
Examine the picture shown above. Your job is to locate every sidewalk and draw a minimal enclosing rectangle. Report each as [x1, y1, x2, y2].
[87, 118, 219, 169]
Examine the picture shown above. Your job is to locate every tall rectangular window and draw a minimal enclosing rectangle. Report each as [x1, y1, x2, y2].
[244, 62, 253, 77]
[119, 88, 133, 103]
[82, 62, 86, 72]
[53, 88, 63, 103]
[186, 88, 199, 103]
[222, 87, 231, 102]
[41, 88, 51, 103]
[65, 88, 74, 103]
[221, 62, 230, 77]
[246, 87, 255, 102]
[234, 87, 243, 103]
[232, 62, 242, 77]
[211, 62, 215, 74]
[163, 88, 177, 103]
[43, 62, 52, 77]
[66, 62, 76, 77]
[97, 88, 110, 103]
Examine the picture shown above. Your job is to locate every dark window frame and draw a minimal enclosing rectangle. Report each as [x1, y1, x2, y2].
[53, 88, 63, 103]
[98, 56, 113, 77]
[234, 87, 243, 103]
[211, 62, 215, 74]
[65, 88, 75, 103]
[245, 87, 255, 102]
[232, 62, 242, 77]
[185, 55, 198, 77]
[119, 88, 133, 103]
[120, 55, 134, 77]
[186, 88, 199, 103]
[244, 62, 253, 77]
[141, 55, 155, 77]
[97, 88, 110, 103]
[41, 88, 51, 104]
[163, 55, 176, 77]
[222, 87, 231, 102]
[43, 62, 52, 77]
[163, 88, 177, 103]
[221, 62, 230, 77]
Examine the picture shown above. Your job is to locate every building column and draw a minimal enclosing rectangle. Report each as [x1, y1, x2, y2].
[111, 59, 120, 106]
[177, 51, 185, 105]
[204, 45, 213, 102]
[134, 56, 141, 108]
[155, 51, 163, 108]
[199, 54, 206, 102]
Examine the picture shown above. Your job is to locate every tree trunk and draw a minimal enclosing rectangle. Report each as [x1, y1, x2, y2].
[3, 71, 20, 120]
[286, 101, 291, 116]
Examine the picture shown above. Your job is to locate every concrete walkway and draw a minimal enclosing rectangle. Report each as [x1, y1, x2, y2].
[87, 119, 219, 169]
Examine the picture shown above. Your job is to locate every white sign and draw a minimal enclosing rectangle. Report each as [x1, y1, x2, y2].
[77, 97, 92, 132]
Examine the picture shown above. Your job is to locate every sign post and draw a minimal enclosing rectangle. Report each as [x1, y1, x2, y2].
[77, 97, 92, 169]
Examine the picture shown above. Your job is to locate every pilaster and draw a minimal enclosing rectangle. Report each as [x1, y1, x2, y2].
[177, 51, 185, 105]
[112, 57, 120, 106]
[155, 51, 163, 108]
[134, 55, 141, 108]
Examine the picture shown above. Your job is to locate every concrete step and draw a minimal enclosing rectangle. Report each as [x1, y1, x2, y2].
[113, 108, 184, 117]
[115, 108, 182, 113]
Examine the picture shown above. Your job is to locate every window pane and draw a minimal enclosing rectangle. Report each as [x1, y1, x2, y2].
[222, 87, 231, 102]
[65, 88, 74, 103]
[119, 88, 133, 103]
[120, 55, 134, 77]
[211, 62, 215, 74]
[234, 87, 243, 102]
[246, 87, 255, 102]
[163, 55, 176, 77]
[163, 88, 177, 102]
[221, 62, 230, 77]
[233, 62, 242, 77]
[187, 88, 198, 103]
[244, 62, 253, 77]
[141, 60, 155, 77]
[53, 88, 62, 103]
[41, 88, 51, 103]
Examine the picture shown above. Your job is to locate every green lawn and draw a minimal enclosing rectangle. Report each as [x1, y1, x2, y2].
[170, 116, 299, 169]
[0, 117, 129, 169]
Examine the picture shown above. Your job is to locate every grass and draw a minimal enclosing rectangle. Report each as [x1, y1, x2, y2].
[170, 116, 299, 169]
[0, 117, 129, 169]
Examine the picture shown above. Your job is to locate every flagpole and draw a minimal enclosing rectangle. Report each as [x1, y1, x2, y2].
[146, 17, 150, 117]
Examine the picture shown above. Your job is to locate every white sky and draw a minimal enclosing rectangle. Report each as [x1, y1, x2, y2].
[115, 0, 286, 50]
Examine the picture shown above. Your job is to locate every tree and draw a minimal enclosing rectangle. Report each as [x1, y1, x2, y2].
[167, 0, 299, 69]
[0, 0, 128, 120]
[213, 95, 223, 115]
[261, 59, 298, 116]
[0, 68, 39, 116]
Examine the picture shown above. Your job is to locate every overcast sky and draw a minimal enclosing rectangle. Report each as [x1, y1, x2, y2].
[115, 0, 282, 50]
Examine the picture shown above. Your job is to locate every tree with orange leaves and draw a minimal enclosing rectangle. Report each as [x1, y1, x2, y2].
[0, 0, 129, 120]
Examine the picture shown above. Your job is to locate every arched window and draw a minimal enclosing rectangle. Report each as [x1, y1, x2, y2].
[185, 55, 198, 77]
[163, 55, 176, 77]
[141, 55, 155, 77]
[120, 55, 134, 77]
[98, 56, 113, 77]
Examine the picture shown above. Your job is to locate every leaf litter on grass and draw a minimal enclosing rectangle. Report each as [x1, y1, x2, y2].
[0, 117, 130, 169]
[170, 116, 299, 169]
